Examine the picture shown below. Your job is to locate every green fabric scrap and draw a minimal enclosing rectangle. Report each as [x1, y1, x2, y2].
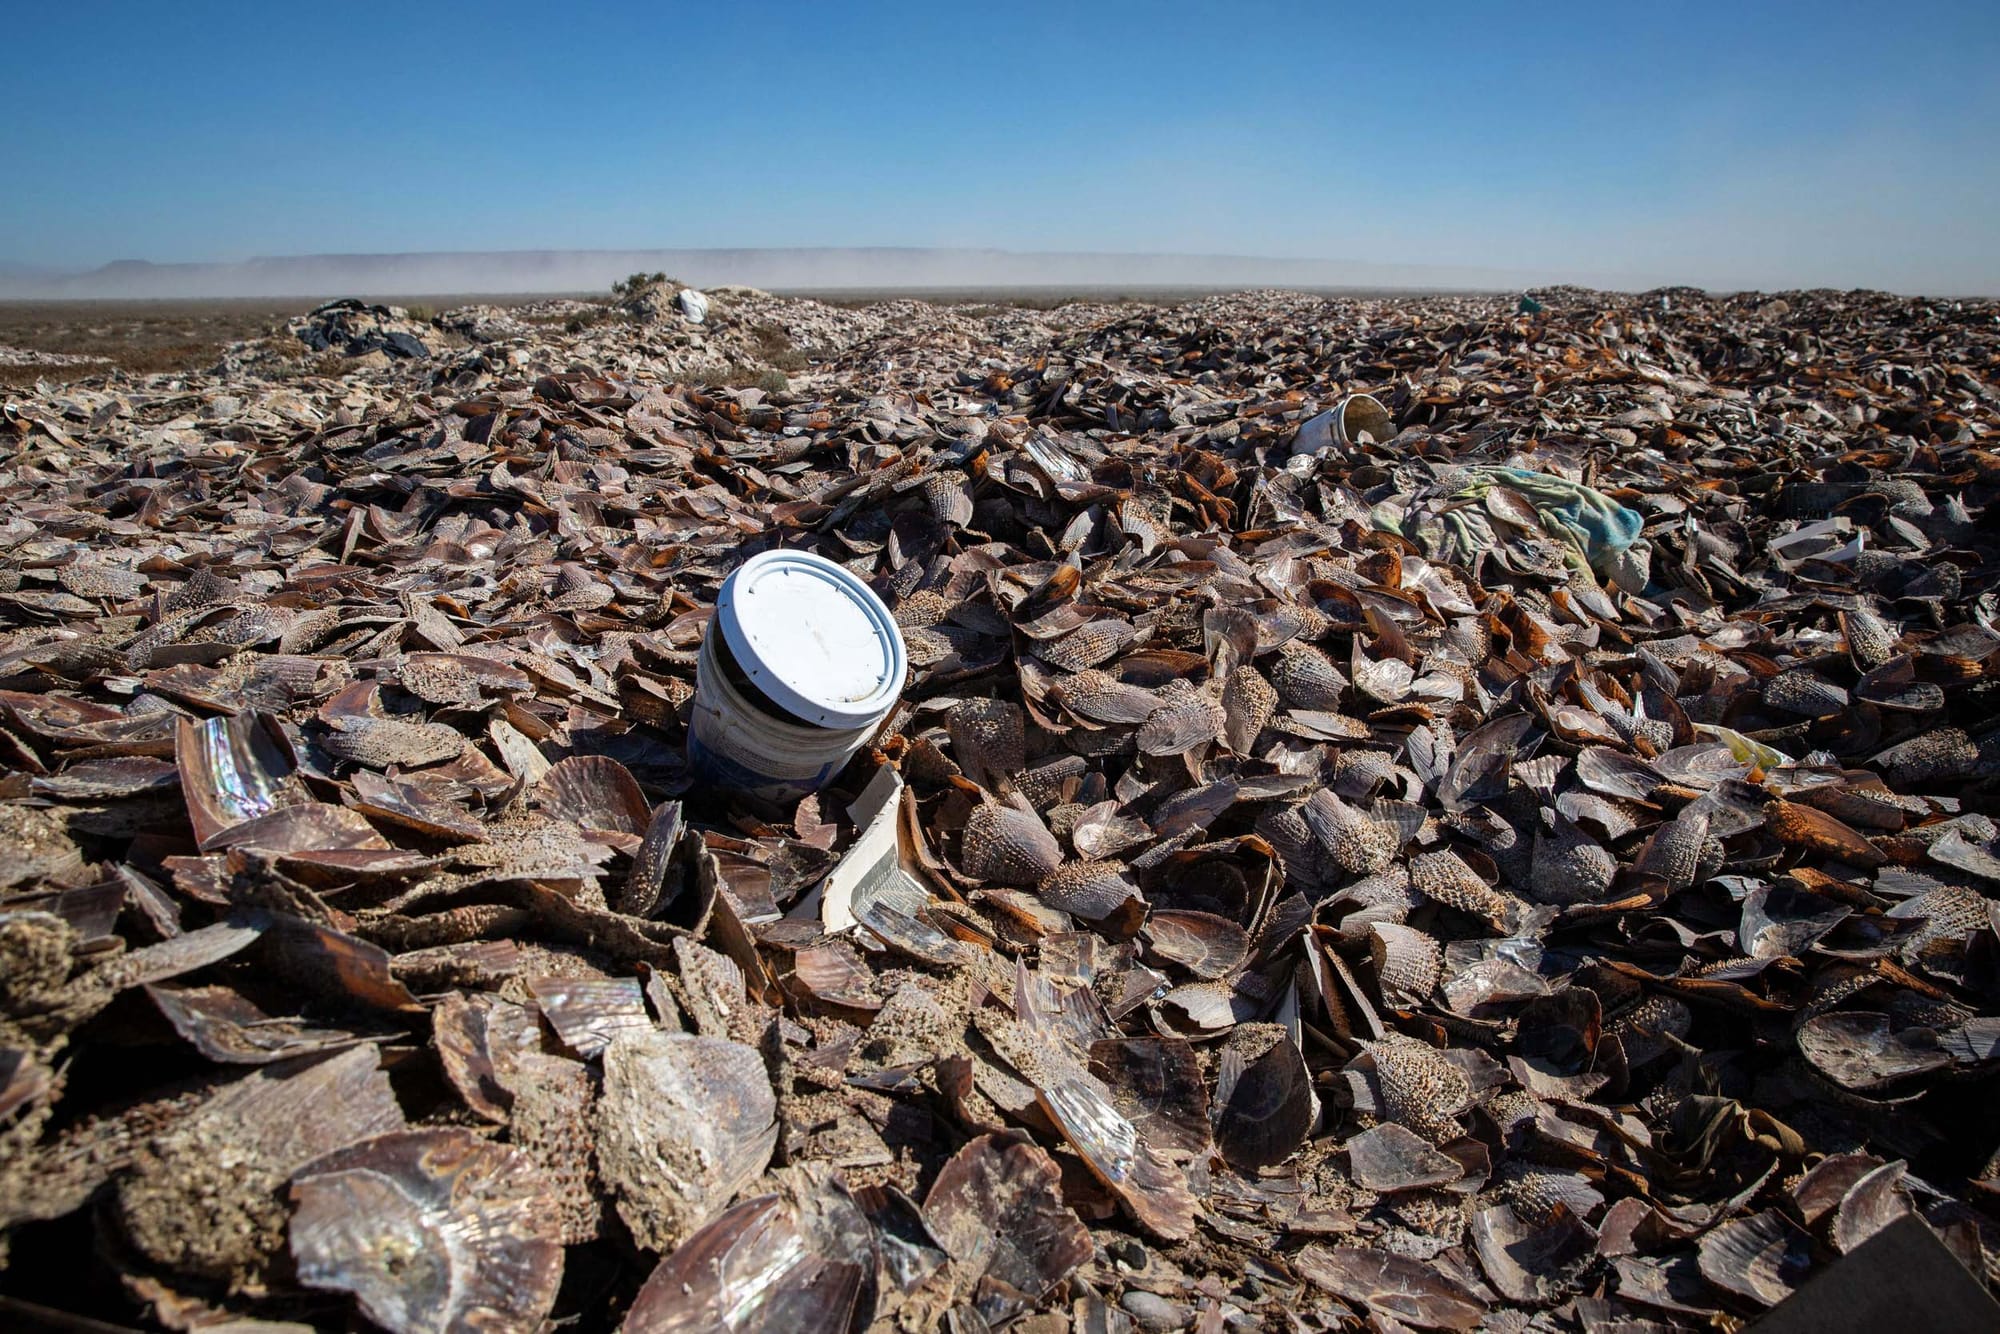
[1373, 465, 1652, 591]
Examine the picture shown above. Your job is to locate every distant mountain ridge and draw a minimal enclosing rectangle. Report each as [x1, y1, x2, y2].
[0, 247, 1559, 299]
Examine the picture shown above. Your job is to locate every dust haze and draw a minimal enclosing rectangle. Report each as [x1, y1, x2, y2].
[1, 248, 1594, 302]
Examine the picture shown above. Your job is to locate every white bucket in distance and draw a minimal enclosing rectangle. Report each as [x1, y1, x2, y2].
[688, 549, 907, 802]
[1289, 392, 1396, 460]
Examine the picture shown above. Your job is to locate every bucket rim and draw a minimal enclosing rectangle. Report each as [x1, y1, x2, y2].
[714, 549, 906, 728]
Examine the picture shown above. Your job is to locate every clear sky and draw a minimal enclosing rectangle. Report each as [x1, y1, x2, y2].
[4, 0, 1997, 292]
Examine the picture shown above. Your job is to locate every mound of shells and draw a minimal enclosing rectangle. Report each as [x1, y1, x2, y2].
[0, 283, 1997, 1330]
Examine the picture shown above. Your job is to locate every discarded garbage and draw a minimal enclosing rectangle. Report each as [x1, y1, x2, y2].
[1289, 391, 1395, 459]
[688, 549, 906, 800]
[290, 299, 431, 360]
[676, 288, 710, 324]
[814, 765, 906, 934]
[1374, 463, 1653, 590]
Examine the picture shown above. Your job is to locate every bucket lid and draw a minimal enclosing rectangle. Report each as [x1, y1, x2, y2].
[714, 549, 907, 728]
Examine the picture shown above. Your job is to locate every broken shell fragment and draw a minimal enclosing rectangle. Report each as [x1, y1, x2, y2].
[594, 1031, 779, 1253]
[289, 1129, 564, 1334]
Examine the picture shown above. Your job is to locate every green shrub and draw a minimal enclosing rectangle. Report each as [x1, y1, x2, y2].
[612, 271, 673, 298]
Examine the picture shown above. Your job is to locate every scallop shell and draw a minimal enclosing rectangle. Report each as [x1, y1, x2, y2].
[1633, 807, 1710, 891]
[963, 801, 1064, 885]
[947, 697, 1026, 788]
[1144, 910, 1250, 980]
[1039, 618, 1137, 672]
[1053, 668, 1159, 724]
[1036, 859, 1144, 922]
[1530, 808, 1617, 905]
[1763, 669, 1848, 717]
[1496, 1162, 1605, 1227]
[1356, 1034, 1470, 1143]
[289, 1130, 563, 1334]
[1267, 640, 1348, 710]
[1408, 848, 1519, 930]
[1872, 728, 1976, 785]
[1765, 800, 1885, 869]
[1220, 665, 1278, 754]
[321, 716, 466, 769]
[1299, 790, 1400, 876]
[1136, 679, 1225, 756]
[1841, 607, 1899, 670]
[1607, 993, 1691, 1066]
[1367, 922, 1442, 1006]
[58, 562, 147, 601]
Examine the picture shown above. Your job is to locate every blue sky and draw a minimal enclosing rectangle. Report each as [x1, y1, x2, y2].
[3, 1, 1997, 291]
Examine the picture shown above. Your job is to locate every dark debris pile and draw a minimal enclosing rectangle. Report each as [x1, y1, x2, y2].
[1, 285, 1999, 1332]
[289, 300, 432, 363]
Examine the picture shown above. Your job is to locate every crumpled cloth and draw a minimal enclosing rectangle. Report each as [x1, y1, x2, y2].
[1373, 465, 1652, 592]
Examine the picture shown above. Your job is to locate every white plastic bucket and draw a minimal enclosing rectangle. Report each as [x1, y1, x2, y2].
[688, 550, 907, 801]
[1290, 392, 1396, 459]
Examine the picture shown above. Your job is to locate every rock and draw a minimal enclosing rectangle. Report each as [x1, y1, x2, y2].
[1108, 1236, 1150, 1271]
[1121, 1289, 1188, 1332]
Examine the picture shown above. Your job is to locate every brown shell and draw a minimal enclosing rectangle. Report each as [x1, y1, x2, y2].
[1886, 884, 1991, 958]
[532, 755, 652, 838]
[1841, 607, 1899, 670]
[1634, 807, 1710, 890]
[1038, 618, 1137, 672]
[1408, 849, 1518, 930]
[115, 1044, 405, 1281]
[622, 1166, 875, 1334]
[1872, 727, 1976, 784]
[58, 562, 147, 601]
[1854, 656, 1944, 712]
[1015, 753, 1087, 809]
[1299, 790, 1400, 876]
[947, 697, 1026, 788]
[1037, 859, 1144, 923]
[593, 1031, 779, 1254]
[1574, 746, 1664, 801]
[1496, 1162, 1605, 1227]
[922, 1133, 1092, 1304]
[1049, 668, 1157, 724]
[1267, 640, 1349, 710]
[1762, 669, 1848, 716]
[163, 565, 242, 612]
[1368, 921, 1443, 1006]
[920, 472, 974, 527]
[1254, 804, 1324, 889]
[321, 716, 466, 769]
[963, 801, 1064, 885]
[394, 654, 486, 707]
[1530, 808, 1617, 905]
[1359, 1035, 1471, 1143]
[895, 588, 950, 629]
[289, 1129, 564, 1334]
[549, 562, 614, 611]
[1137, 679, 1225, 756]
[1765, 799, 1886, 868]
[1220, 665, 1278, 753]
[1211, 1023, 1316, 1171]
[1607, 993, 1691, 1066]
[176, 712, 307, 848]
[1144, 910, 1250, 980]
